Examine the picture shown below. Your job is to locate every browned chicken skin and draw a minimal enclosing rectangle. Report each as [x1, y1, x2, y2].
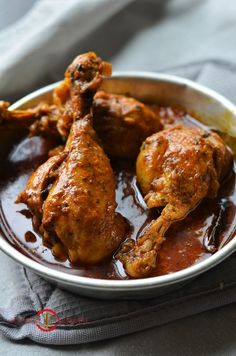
[0, 53, 113, 139]
[17, 52, 126, 265]
[93, 91, 162, 158]
[1, 88, 162, 160]
[0, 100, 52, 124]
[0, 99, 63, 139]
[42, 118, 125, 264]
[117, 126, 232, 278]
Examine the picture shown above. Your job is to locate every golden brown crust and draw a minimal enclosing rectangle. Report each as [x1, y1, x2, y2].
[42, 119, 125, 264]
[93, 91, 162, 158]
[16, 152, 66, 228]
[117, 126, 233, 278]
[55, 52, 112, 138]
[16, 52, 126, 265]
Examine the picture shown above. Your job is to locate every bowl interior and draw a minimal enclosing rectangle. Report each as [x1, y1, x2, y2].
[1, 72, 236, 298]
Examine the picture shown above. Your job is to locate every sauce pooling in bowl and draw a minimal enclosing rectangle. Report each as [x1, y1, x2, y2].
[0, 106, 236, 279]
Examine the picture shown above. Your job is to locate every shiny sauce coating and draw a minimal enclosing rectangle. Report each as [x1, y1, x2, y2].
[0, 107, 236, 279]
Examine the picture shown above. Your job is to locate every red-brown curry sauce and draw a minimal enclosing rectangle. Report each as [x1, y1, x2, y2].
[0, 106, 236, 279]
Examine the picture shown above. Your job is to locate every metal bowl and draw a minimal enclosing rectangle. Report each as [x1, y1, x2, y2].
[1, 72, 236, 299]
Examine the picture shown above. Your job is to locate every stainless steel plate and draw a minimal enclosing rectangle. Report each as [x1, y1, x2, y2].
[1, 72, 236, 299]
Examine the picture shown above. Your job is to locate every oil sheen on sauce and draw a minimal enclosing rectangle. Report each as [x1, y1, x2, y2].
[0, 107, 236, 280]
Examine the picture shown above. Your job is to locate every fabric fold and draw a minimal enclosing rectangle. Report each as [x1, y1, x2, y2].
[0, 251, 236, 344]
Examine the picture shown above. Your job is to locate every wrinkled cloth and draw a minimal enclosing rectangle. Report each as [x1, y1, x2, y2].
[1, 0, 236, 348]
[0, 251, 236, 345]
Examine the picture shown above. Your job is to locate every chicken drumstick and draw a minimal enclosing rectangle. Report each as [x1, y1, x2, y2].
[117, 126, 232, 278]
[17, 52, 126, 265]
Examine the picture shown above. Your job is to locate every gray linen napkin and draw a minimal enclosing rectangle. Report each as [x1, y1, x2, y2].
[0, 250, 236, 345]
[1, 0, 236, 347]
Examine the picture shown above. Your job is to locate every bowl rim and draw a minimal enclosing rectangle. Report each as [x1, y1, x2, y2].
[1, 71, 236, 291]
